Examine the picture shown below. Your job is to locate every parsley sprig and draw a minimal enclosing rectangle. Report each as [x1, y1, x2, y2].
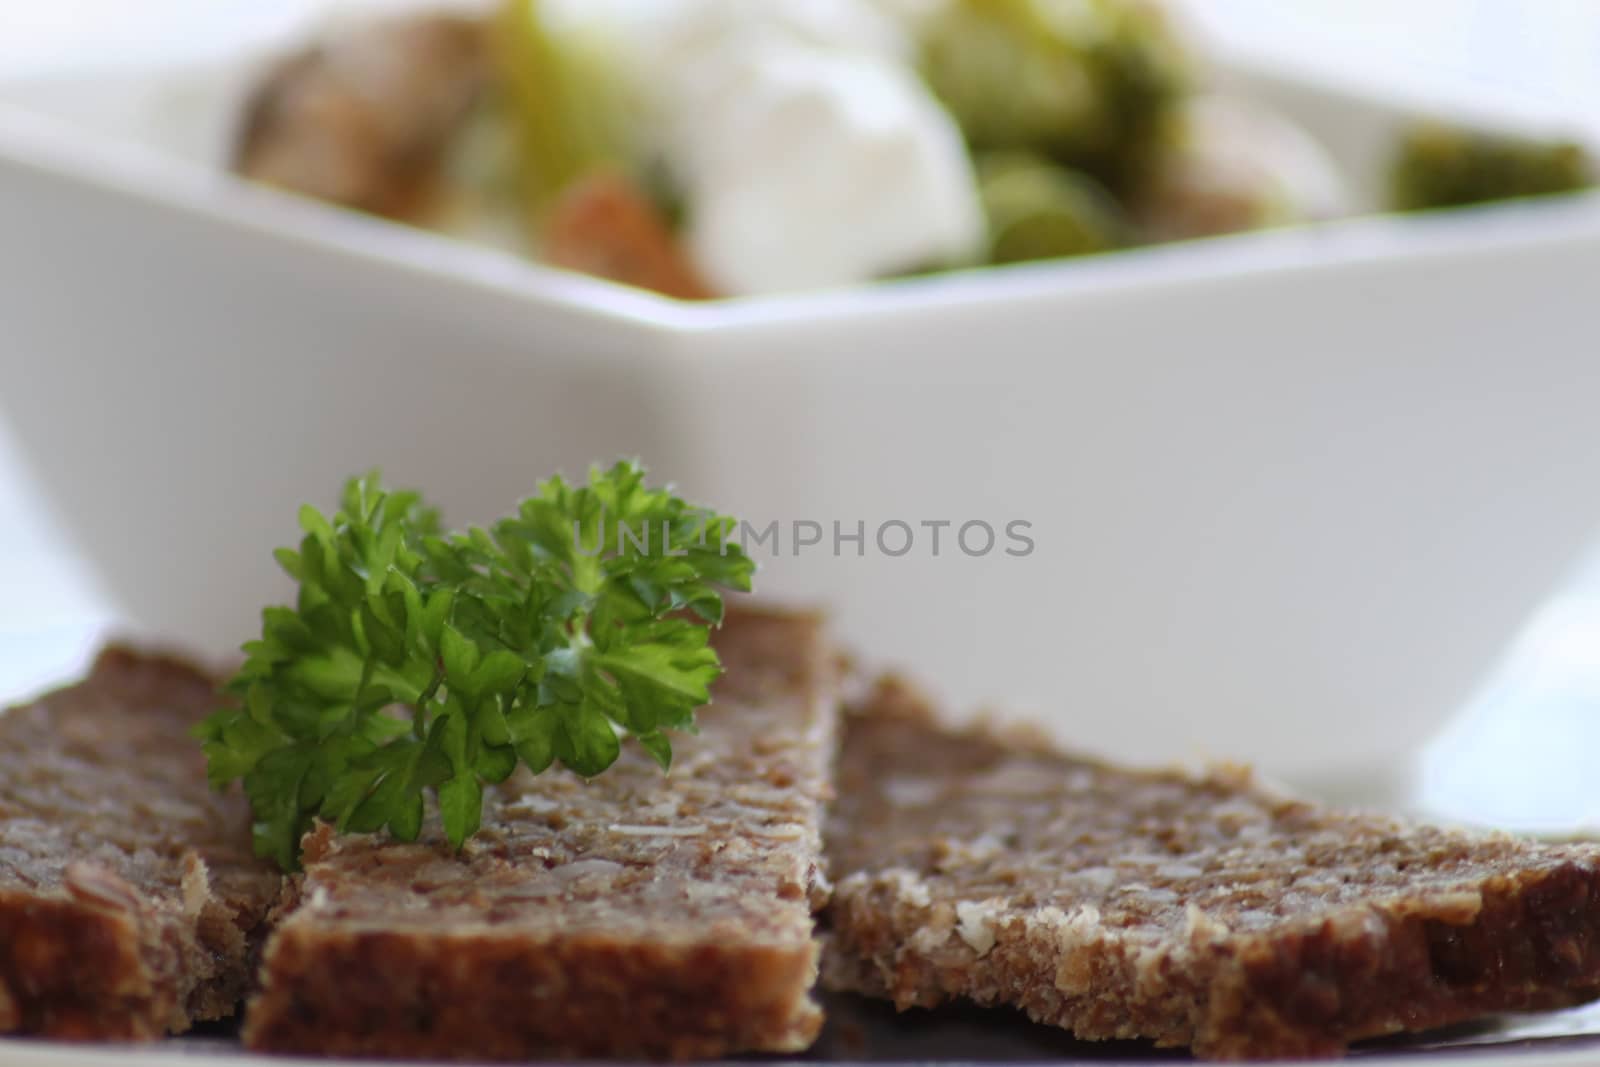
[196, 461, 754, 869]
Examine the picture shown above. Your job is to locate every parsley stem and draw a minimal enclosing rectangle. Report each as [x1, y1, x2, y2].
[414, 668, 445, 739]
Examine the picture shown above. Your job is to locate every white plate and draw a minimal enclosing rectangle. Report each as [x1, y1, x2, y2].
[5, 994, 1600, 1066]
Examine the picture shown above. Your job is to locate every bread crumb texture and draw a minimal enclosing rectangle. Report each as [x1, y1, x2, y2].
[0, 648, 280, 1038]
[825, 677, 1600, 1059]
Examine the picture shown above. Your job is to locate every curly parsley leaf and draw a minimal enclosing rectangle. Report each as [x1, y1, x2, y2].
[195, 461, 754, 869]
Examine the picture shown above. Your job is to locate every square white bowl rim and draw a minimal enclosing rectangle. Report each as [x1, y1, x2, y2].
[2, 47, 1599, 371]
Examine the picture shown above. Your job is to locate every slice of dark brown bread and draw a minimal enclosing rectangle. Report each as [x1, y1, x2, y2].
[243, 605, 838, 1061]
[0, 647, 282, 1039]
[824, 677, 1600, 1059]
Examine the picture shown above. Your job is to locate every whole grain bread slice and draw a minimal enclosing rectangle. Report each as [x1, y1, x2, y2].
[824, 677, 1600, 1059]
[243, 605, 837, 1060]
[0, 647, 282, 1039]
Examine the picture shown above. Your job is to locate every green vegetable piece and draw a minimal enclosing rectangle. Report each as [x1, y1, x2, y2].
[438, 774, 483, 851]
[978, 152, 1128, 262]
[1390, 122, 1596, 212]
[195, 461, 754, 869]
[919, 0, 1189, 191]
[488, 0, 639, 218]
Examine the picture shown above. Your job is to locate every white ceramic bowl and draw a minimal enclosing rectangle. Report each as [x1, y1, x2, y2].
[3, 56, 1599, 789]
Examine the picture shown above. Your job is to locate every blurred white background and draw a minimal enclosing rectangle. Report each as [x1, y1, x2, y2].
[1, 0, 1597, 111]
[1, 1, 1598, 820]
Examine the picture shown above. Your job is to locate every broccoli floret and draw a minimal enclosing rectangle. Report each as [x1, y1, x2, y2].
[978, 151, 1129, 263]
[919, 0, 1189, 193]
[1391, 123, 1595, 211]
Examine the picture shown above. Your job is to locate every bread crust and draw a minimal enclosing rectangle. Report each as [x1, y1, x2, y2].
[0, 648, 281, 1038]
[243, 605, 837, 1060]
[825, 677, 1600, 1059]
[248, 894, 821, 1060]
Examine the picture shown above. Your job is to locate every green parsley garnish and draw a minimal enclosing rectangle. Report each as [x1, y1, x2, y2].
[196, 460, 754, 869]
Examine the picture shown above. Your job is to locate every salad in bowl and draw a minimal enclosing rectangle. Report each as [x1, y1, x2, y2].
[230, 0, 1596, 299]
